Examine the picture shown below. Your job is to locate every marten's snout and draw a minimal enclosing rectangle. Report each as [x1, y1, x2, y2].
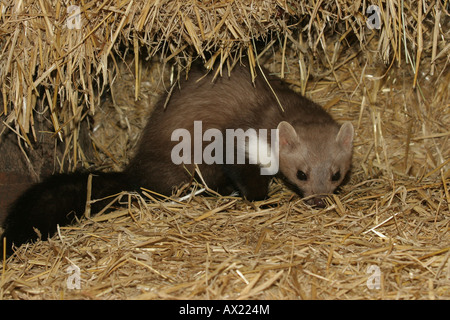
[306, 196, 327, 208]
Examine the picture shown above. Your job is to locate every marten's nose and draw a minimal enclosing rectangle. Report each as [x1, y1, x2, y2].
[307, 196, 326, 208]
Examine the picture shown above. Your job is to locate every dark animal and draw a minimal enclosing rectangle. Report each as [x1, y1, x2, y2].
[1, 63, 353, 257]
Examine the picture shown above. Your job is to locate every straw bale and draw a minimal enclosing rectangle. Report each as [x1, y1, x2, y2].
[1, 0, 447, 152]
[0, 0, 449, 300]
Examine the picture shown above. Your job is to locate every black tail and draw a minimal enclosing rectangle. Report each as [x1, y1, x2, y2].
[1, 171, 131, 258]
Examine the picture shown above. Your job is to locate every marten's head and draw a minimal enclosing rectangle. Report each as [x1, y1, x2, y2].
[277, 121, 354, 207]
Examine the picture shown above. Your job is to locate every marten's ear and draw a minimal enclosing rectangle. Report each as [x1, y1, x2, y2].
[336, 122, 354, 152]
[277, 121, 298, 150]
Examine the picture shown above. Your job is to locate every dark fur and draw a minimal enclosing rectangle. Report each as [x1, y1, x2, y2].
[1, 172, 129, 256]
[1, 64, 346, 257]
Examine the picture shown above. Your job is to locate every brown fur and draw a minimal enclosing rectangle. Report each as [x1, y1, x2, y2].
[125, 63, 353, 202]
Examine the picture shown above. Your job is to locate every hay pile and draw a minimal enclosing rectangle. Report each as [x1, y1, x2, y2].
[2, 0, 447, 158]
[1, 1, 449, 300]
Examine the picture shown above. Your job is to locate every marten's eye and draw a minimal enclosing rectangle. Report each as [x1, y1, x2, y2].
[297, 170, 307, 181]
[331, 171, 341, 181]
